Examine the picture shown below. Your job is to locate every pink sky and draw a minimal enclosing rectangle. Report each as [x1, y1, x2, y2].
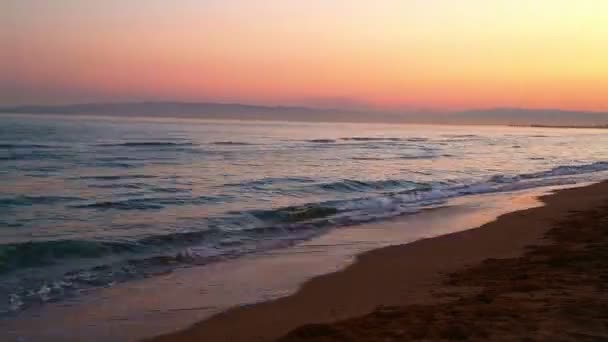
[2, 1, 608, 111]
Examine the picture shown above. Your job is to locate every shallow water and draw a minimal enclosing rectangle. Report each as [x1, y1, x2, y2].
[1, 114, 607, 314]
[0, 188, 551, 341]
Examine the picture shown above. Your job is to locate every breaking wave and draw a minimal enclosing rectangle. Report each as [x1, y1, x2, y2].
[1, 159, 608, 314]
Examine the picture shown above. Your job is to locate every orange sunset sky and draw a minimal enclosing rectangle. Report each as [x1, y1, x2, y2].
[2, 0, 607, 111]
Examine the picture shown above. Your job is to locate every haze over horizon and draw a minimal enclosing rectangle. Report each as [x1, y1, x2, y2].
[3, 1, 608, 112]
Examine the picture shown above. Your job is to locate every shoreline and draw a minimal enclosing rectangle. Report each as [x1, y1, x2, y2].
[148, 181, 608, 342]
[1, 188, 547, 341]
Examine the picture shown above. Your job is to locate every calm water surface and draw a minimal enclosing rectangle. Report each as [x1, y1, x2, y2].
[1, 114, 607, 314]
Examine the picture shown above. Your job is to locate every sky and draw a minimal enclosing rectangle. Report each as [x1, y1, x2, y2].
[2, 0, 608, 111]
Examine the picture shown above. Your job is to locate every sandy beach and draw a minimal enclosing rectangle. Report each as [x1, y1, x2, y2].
[149, 181, 608, 342]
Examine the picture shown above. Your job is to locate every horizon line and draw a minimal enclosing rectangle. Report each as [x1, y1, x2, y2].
[2, 101, 608, 115]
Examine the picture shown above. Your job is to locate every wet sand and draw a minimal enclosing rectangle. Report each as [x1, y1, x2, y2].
[149, 181, 608, 342]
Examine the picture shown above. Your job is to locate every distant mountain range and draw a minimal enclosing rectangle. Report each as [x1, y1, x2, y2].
[442, 108, 608, 127]
[1, 102, 607, 127]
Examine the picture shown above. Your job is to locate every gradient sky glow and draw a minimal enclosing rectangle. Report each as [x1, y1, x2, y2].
[2, 0, 608, 110]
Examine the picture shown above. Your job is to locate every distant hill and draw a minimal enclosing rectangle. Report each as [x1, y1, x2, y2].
[1, 102, 607, 127]
[0, 102, 326, 118]
[0, 102, 387, 123]
[445, 108, 608, 127]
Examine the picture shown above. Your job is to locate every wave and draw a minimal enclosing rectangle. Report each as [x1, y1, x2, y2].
[0, 144, 57, 149]
[86, 183, 188, 195]
[0, 201, 344, 313]
[441, 134, 478, 138]
[400, 154, 436, 160]
[9, 161, 604, 234]
[247, 205, 338, 223]
[0, 240, 139, 273]
[306, 137, 428, 143]
[0, 228, 231, 276]
[77, 174, 157, 181]
[99, 162, 140, 169]
[307, 139, 336, 143]
[3, 159, 607, 314]
[533, 161, 608, 177]
[72, 195, 231, 210]
[0, 195, 82, 207]
[0, 149, 70, 162]
[315, 179, 425, 193]
[302, 137, 430, 148]
[0, 218, 320, 313]
[211, 141, 254, 145]
[491, 161, 608, 183]
[7, 160, 607, 273]
[340, 137, 403, 141]
[96, 156, 173, 162]
[87, 156, 181, 168]
[286, 161, 608, 225]
[351, 157, 386, 161]
[3, 203, 344, 273]
[73, 200, 164, 210]
[86, 183, 147, 190]
[439, 134, 483, 142]
[224, 176, 316, 188]
[99, 142, 196, 147]
[0, 202, 338, 275]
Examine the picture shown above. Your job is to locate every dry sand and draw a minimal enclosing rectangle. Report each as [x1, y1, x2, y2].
[148, 181, 608, 342]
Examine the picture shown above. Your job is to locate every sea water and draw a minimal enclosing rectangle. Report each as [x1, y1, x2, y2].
[1, 114, 607, 315]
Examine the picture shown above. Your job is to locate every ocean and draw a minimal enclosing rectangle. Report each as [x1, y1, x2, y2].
[1, 114, 607, 317]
